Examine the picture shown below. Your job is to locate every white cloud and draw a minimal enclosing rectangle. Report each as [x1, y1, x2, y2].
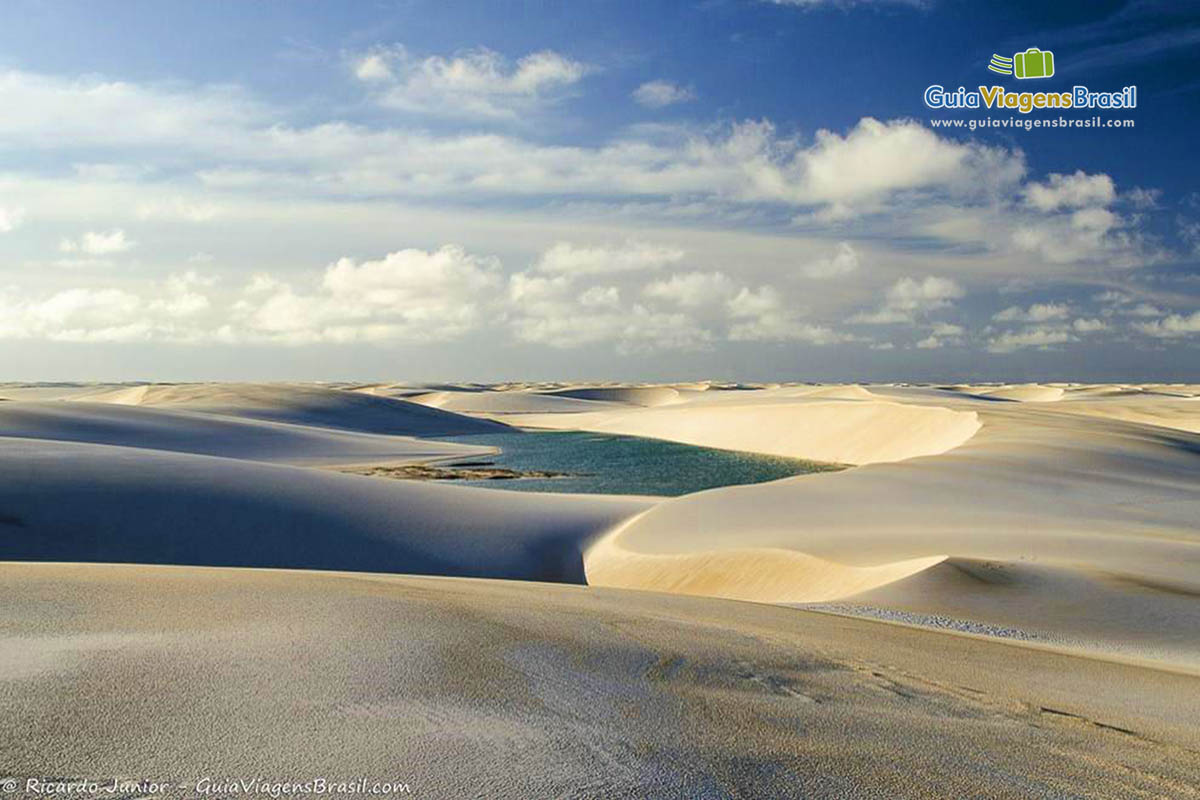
[632, 80, 695, 108]
[726, 285, 847, 343]
[1011, 206, 1139, 265]
[915, 322, 965, 349]
[355, 47, 587, 119]
[792, 117, 1024, 219]
[1072, 317, 1107, 333]
[643, 271, 734, 307]
[801, 241, 859, 279]
[149, 271, 214, 317]
[1133, 311, 1200, 339]
[1126, 302, 1164, 318]
[987, 326, 1075, 353]
[0, 279, 211, 343]
[59, 229, 135, 255]
[233, 245, 502, 343]
[0, 70, 260, 152]
[853, 275, 964, 324]
[354, 53, 394, 82]
[993, 302, 1070, 322]
[1023, 170, 1116, 211]
[0, 206, 25, 232]
[0, 71, 1040, 230]
[1179, 216, 1200, 255]
[534, 241, 685, 276]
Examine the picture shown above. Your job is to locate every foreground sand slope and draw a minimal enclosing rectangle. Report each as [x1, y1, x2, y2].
[3, 562, 1198, 799]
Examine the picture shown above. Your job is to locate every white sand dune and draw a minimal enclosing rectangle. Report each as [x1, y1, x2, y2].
[0, 436, 647, 581]
[70, 382, 507, 436]
[820, 557, 1200, 671]
[408, 389, 618, 414]
[1052, 391, 1200, 433]
[494, 392, 982, 465]
[541, 385, 683, 406]
[587, 526, 946, 603]
[967, 384, 1066, 402]
[4, 381, 1200, 793]
[3, 562, 1198, 798]
[572, 385, 1200, 671]
[0, 401, 486, 465]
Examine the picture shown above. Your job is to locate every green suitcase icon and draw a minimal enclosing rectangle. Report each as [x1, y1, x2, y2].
[1014, 47, 1054, 79]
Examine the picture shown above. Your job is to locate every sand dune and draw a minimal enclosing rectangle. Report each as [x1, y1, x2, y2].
[0, 436, 647, 581]
[408, 389, 618, 414]
[3, 562, 1198, 799]
[821, 557, 1200, 671]
[71, 382, 507, 436]
[968, 384, 1066, 402]
[577, 386, 1200, 671]
[541, 385, 683, 406]
[495, 394, 982, 465]
[4, 380, 1200, 793]
[587, 524, 946, 603]
[0, 401, 485, 465]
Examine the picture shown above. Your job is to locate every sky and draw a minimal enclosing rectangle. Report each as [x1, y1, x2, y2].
[0, 0, 1198, 382]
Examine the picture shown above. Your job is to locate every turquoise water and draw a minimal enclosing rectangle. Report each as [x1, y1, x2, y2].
[435, 430, 842, 496]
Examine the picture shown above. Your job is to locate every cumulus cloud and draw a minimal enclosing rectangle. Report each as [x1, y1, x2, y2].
[0, 273, 215, 343]
[1024, 170, 1116, 211]
[632, 80, 695, 108]
[993, 302, 1070, 322]
[352, 46, 587, 119]
[986, 326, 1075, 353]
[354, 53, 394, 82]
[1133, 311, 1200, 338]
[852, 275, 964, 324]
[59, 229, 135, 255]
[233, 245, 501, 343]
[1072, 317, 1107, 332]
[792, 117, 1024, 219]
[801, 241, 859, 278]
[643, 271, 735, 307]
[725, 286, 847, 343]
[914, 322, 964, 350]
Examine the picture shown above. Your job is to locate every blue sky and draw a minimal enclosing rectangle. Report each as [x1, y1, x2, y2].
[0, 0, 1197, 381]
